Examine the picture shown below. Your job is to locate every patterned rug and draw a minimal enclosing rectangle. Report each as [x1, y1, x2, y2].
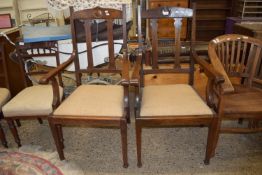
[0, 145, 84, 175]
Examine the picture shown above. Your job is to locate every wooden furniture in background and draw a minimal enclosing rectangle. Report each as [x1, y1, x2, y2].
[0, 43, 10, 148]
[132, 2, 221, 167]
[2, 41, 65, 147]
[190, 0, 234, 41]
[0, 30, 24, 96]
[148, 0, 189, 39]
[40, 6, 130, 168]
[206, 34, 262, 159]
[234, 22, 262, 40]
[236, 0, 262, 18]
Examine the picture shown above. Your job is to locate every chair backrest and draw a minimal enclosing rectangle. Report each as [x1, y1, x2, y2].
[69, 5, 128, 86]
[15, 41, 64, 88]
[0, 43, 9, 89]
[137, 1, 196, 85]
[208, 34, 262, 88]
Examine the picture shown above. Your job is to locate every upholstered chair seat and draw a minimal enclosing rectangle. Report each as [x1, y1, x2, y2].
[140, 84, 213, 117]
[2, 85, 63, 117]
[0, 88, 11, 110]
[53, 85, 124, 117]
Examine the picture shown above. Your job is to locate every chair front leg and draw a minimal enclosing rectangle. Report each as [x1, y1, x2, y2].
[120, 119, 128, 168]
[57, 124, 64, 149]
[136, 121, 142, 167]
[204, 118, 218, 165]
[7, 119, 21, 147]
[0, 122, 8, 148]
[48, 119, 65, 160]
[211, 118, 221, 158]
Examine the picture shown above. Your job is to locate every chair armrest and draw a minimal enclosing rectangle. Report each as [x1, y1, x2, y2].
[192, 50, 227, 110]
[39, 51, 76, 108]
[130, 54, 142, 87]
[39, 51, 76, 84]
[192, 50, 224, 85]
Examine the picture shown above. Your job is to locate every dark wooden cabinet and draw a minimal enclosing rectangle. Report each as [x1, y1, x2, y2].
[190, 0, 234, 41]
[0, 31, 25, 96]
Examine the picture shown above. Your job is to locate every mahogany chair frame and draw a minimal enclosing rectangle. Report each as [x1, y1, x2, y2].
[40, 6, 130, 168]
[0, 43, 9, 147]
[131, 2, 224, 167]
[205, 34, 262, 157]
[4, 41, 65, 147]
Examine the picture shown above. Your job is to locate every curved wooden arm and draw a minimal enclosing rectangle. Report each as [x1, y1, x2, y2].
[39, 51, 76, 84]
[192, 49, 226, 109]
[130, 54, 142, 86]
[192, 50, 225, 85]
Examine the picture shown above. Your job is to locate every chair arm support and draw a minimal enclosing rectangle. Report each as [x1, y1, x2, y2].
[39, 51, 76, 84]
[130, 54, 142, 87]
[192, 50, 227, 109]
[39, 51, 76, 109]
[192, 50, 225, 85]
[121, 54, 130, 86]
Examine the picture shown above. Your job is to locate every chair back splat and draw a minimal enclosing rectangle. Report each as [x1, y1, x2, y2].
[70, 5, 128, 86]
[137, 2, 196, 85]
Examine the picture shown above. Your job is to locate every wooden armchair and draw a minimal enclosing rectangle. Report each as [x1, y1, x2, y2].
[0, 43, 11, 147]
[2, 41, 64, 147]
[205, 34, 262, 158]
[39, 6, 130, 168]
[132, 2, 223, 167]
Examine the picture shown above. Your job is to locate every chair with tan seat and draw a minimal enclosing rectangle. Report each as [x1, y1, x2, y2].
[0, 43, 11, 147]
[39, 6, 129, 167]
[2, 41, 64, 147]
[131, 2, 223, 167]
[205, 34, 262, 159]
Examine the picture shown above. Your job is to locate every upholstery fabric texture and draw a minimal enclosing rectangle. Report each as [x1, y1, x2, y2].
[2, 85, 63, 117]
[0, 88, 11, 111]
[53, 85, 124, 117]
[140, 84, 213, 117]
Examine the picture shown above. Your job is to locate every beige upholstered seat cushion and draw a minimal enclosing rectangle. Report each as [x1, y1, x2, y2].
[53, 85, 124, 117]
[140, 84, 213, 117]
[2, 85, 63, 117]
[0, 88, 11, 111]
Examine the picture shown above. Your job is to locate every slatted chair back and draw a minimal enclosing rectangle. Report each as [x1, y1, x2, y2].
[137, 2, 196, 85]
[0, 43, 9, 89]
[209, 34, 262, 88]
[15, 41, 64, 88]
[70, 5, 128, 86]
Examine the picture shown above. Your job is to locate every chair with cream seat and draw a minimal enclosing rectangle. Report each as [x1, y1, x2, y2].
[39, 6, 130, 168]
[0, 43, 11, 147]
[131, 2, 223, 167]
[2, 41, 64, 147]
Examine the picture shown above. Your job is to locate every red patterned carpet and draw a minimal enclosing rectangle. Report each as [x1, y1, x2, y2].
[0, 146, 83, 175]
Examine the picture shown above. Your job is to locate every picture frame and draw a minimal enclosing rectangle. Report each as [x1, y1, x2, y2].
[0, 14, 13, 29]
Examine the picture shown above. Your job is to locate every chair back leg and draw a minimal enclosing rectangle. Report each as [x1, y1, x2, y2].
[7, 119, 21, 147]
[0, 122, 8, 148]
[120, 119, 128, 168]
[48, 119, 65, 160]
